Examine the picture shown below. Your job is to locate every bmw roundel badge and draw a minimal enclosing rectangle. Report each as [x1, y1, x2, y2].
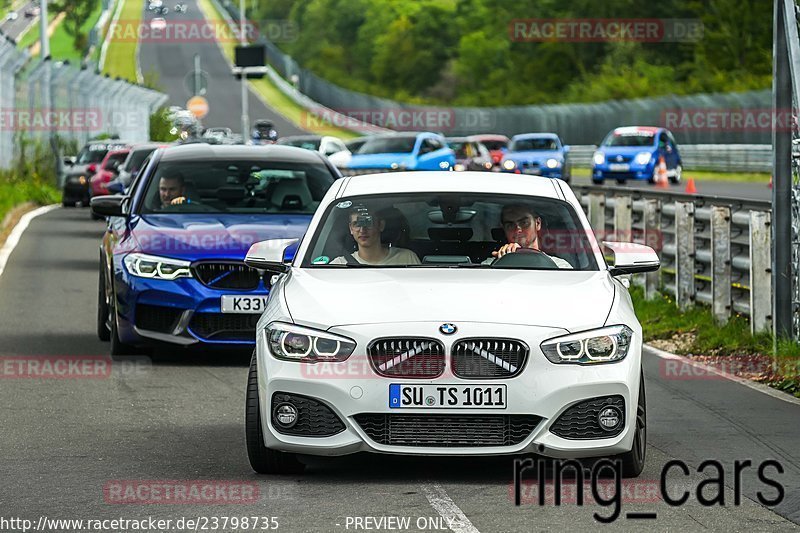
[439, 323, 457, 335]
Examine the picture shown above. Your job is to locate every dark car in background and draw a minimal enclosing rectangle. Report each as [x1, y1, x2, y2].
[500, 133, 571, 182]
[62, 140, 130, 207]
[91, 144, 340, 355]
[591, 126, 682, 184]
[446, 137, 493, 171]
[108, 143, 169, 194]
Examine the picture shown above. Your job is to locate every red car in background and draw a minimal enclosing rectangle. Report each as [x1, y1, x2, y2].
[89, 149, 130, 199]
[470, 134, 510, 169]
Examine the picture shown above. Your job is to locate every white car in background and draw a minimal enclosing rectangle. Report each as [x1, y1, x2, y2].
[243, 171, 659, 476]
[6, 11, 19, 21]
[150, 17, 167, 30]
[277, 135, 350, 164]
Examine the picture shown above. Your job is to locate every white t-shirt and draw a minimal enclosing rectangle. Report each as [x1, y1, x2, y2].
[331, 247, 421, 266]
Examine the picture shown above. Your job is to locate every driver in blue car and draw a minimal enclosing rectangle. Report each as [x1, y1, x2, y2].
[159, 174, 189, 207]
[490, 204, 572, 268]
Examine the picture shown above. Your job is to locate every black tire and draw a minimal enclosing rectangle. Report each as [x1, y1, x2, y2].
[591, 178, 603, 185]
[245, 351, 305, 475]
[613, 373, 646, 478]
[62, 199, 75, 208]
[668, 164, 682, 184]
[109, 284, 137, 356]
[97, 261, 110, 342]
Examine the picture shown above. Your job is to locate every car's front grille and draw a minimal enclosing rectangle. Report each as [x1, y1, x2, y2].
[609, 155, 632, 163]
[134, 303, 182, 334]
[271, 392, 345, 437]
[354, 414, 541, 447]
[603, 171, 637, 180]
[451, 339, 528, 378]
[550, 396, 626, 440]
[193, 262, 262, 290]
[368, 338, 445, 378]
[189, 313, 259, 341]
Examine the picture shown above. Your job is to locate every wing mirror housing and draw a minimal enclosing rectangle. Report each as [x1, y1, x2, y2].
[245, 239, 299, 273]
[603, 241, 660, 276]
[90, 195, 126, 218]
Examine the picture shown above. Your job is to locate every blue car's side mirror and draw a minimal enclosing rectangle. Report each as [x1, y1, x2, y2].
[563, 145, 570, 153]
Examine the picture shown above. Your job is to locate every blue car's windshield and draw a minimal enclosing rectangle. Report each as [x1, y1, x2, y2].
[510, 138, 558, 151]
[356, 137, 417, 155]
[139, 159, 336, 215]
[603, 131, 656, 147]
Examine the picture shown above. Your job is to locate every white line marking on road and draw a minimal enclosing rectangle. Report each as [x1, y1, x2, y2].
[0, 204, 59, 280]
[645, 344, 800, 407]
[421, 483, 481, 533]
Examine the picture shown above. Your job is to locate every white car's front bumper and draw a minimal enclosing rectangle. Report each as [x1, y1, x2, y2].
[256, 321, 641, 458]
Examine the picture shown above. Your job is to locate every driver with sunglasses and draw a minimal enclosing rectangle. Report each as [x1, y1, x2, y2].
[488, 204, 572, 268]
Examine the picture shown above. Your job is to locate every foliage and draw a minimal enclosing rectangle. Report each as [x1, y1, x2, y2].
[149, 108, 179, 142]
[250, 0, 773, 106]
[53, 0, 98, 54]
[0, 138, 64, 224]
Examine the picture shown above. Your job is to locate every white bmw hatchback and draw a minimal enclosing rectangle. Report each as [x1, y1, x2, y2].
[244, 172, 659, 476]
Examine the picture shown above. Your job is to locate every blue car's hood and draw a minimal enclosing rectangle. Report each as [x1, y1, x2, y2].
[506, 149, 563, 163]
[598, 145, 655, 155]
[347, 153, 413, 169]
[127, 213, 310, 261]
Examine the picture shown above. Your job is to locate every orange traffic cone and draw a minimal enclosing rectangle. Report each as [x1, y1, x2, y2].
[655, 156, 669, 188]
[685, 178, 697, 194]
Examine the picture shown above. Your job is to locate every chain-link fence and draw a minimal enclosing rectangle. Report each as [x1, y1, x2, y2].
[0, 37, 168, 171]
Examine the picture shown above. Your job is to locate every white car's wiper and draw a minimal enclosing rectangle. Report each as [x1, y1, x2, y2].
[407, 263, 488, 268]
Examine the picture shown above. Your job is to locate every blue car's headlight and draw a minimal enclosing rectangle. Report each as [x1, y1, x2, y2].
[634, 152, 652, 165]
[592, 152, 605, 165]
[541, 325, 633, 364]
[502, 159, 516, 170]
[266, 322, 356, 362]
[546, 158, 561, 169]
[123, 253, 192, 280]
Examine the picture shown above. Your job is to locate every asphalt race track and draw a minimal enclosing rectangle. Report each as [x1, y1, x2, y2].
[1, 2, 40, 41]
[137, 0, 304, 137]
[0, 208, 798, 532]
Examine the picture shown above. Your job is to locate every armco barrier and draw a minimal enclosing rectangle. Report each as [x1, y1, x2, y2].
[573, 185, 772, 333]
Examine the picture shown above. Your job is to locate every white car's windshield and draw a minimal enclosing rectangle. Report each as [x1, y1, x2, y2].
[303, 193, 599, 270]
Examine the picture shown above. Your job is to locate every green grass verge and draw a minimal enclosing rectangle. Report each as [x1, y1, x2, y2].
[572, 166, 771, 183]
[17, 10, 57, 49]
[102, 0, 140, 82]
[196, 0, 359, 139]
[0, 179, 60, 224]
[631, 286, 800, 397]
[48, 0, 104, 62]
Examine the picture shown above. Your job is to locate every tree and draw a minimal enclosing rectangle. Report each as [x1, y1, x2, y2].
[54, 0, 97, 54]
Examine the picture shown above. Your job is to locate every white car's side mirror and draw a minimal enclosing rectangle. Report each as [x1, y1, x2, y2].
[602, 241, 660, 276]
[245, 239, 298, 272]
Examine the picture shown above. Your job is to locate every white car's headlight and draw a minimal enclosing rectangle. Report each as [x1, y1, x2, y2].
[502, 159, 516, 170]
[540, 325, 633, 364]
[545, 158, 560, 169]
[123, 253, 192, 280]
[592, 151, 605, 165]
[634, 152, 652, 165]
[266, 322, 356, 362]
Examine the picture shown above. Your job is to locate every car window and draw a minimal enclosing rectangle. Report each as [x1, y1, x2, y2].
[105, 152, 128, 168]
[280, 138, 322, 151]
[126, 148, 158, 172]
[481, 140, 507, 151]
[357, 136, 417, 154]
[138, 159, 336, 214]
[303, 193, 598, 270]
[510, 138, 558, 151]
[476, 142, 490, 158]
[604, 131, 655, 147]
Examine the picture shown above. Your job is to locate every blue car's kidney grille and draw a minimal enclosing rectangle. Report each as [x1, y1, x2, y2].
[193, 262, 261, 290]
[609, 154, 632, 164]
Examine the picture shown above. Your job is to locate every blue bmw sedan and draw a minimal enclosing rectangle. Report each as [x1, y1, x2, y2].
[91, 144, 340, 355]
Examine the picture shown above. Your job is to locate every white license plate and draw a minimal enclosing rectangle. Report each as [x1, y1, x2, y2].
[608, 163, 629, 171]
[523, 168, 542, 175]
[389, 384, 507, 409]
[220, 295, 268, 314]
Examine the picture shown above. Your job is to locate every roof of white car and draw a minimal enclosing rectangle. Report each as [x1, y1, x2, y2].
[339, 171, 564, 199]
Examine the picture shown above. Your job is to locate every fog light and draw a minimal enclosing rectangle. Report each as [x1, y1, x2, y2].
[598, 406, 622, 431]
[274, 403, 298, 428]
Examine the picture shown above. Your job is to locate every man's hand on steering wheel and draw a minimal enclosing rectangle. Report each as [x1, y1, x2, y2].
[492, 243, 521, 258]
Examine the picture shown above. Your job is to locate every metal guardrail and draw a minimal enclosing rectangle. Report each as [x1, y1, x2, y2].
[568, 145, 772, 173]
[573, 185, 772, 333]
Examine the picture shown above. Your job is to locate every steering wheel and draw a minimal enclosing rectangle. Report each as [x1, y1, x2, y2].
[491, 247, 558, 269]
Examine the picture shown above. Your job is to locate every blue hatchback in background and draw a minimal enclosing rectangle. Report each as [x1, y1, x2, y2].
[91, 144, 340, 355]
[344, 132, 455, 173]
[592, 126, 682, 184]
[499, 133, 571, 182]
